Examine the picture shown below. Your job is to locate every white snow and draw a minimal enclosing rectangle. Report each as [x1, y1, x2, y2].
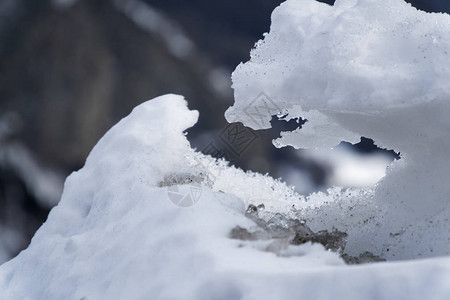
[227, 0, 450, 261]
[0, 94, 450, 299]
[227, 0, 450, 129]
[2, 0, 450, 298]
[304, 147, 393, 188]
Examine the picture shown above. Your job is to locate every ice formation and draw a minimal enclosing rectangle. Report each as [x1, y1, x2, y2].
[227, 0, 450, 260]
[1, 0, 450, 298]
[1, 95, 450, 299]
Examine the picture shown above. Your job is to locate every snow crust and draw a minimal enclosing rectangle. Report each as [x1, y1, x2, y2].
[227, 0, 450, 261]
[1, 95, 450, 299]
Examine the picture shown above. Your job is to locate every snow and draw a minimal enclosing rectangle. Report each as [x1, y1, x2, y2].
[304, 147, 394, 188]
[227, 0, 450, 128]
[1, 94, 450, 299]
[2, 0, 450, 298]
[227, 0, 450, 261]
[208, 67, 233, 97]
[327, 150, 391, 187]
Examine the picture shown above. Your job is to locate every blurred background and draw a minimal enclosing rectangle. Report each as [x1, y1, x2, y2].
[0, 0, 446, 263]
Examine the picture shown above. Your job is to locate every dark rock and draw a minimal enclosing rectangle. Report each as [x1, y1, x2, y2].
[342, 252, 386, 265]
[238, 204, 348, 253]
[229, 226, 268, 241]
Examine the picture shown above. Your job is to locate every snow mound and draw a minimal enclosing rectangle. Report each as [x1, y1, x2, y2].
[227, 0, 450, 261]
[1, 95, 450, 299]
[227, 0, 450, 129]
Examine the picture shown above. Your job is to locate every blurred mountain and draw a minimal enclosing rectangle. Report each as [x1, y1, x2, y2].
[148, 0, 284, 67]
[0, 0, 236, 171]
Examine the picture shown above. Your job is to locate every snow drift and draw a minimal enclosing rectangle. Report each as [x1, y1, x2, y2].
[2, 0, 450, 298]
[0, 95, 449, 299]
[227, 0, 450, 260]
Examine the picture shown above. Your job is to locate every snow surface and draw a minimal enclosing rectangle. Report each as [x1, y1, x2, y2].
[2, 0, 450, 298]
[1, 95, 450, 299]
[227, 0, 450, 261]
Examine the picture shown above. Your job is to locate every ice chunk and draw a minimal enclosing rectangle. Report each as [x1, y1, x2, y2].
[227, 0, 450, 261]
